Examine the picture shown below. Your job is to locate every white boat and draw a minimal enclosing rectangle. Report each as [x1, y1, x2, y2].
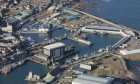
[98, 48, 104, 52]
[73, 54, 79, 60]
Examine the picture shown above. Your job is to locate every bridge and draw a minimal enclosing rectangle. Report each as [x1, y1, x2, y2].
[111, 36, 131, 50]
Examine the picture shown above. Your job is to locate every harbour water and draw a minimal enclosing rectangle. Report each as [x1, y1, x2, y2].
[0, 0, 140, 84]
[83, 0, 140, 30]
[83, 0, 140, 83]
[0, 61, 48, 84]
[21, 30, 121, 55]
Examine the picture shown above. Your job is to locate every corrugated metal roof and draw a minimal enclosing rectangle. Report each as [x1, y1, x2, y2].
[44, 42, 65, 50]
[73, 67, 87, 74]
[72, 75, 113, 84]
[120, 49, 140, 55]
[84, 24, 120, 31]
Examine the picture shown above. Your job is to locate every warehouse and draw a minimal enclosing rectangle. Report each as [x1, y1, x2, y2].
[81, 24, 122, 35]
[72, 75, 114, 84]
[73, 67, 87, 74]
[44, 42, 65, 60]
[73, 64, 92, 74]
[120, 49, 140, 55]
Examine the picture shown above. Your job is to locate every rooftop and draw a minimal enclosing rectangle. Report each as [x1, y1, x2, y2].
[72, 75, 114, 84]
[84, 24, 120, 31]
[120, 49, 140, 55]
[1, 34, 15, 40]
[73, 67, 87, 74]
[44, 42, 65, 50]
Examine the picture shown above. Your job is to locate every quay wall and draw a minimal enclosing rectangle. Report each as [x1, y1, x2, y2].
[75, 8, 140, 37]
[73, 9, 122, 29]
[20, 31, 47, 34]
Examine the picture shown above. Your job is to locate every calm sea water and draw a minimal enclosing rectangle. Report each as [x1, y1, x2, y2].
[0, 61, 48, 84]
[83, 0, 140, 83]
[0, 0, 140, 84]
[83, 0, 140, 30]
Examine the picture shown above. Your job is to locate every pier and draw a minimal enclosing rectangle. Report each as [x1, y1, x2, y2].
[67, 36, 92, 46]
[72, 8, 122, 29]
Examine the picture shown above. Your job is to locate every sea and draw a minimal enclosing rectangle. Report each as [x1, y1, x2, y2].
[0, 0, 140, 84]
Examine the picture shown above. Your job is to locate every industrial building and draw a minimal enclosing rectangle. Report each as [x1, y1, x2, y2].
[44, 42, 65, 59]
[79, 64, 92, 70]
[120, 49, 140, 55]
[81, 24, 122, 35]
[73, 64, 92, 74]
[72, 75, 114, 84]
[73, 67, 87, 74]
[21, 21, 53, 33]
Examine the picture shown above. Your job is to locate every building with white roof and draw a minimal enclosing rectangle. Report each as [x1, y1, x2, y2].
[81, 24, 122, 35]
[120, 49, 140, 55]
[2, 34, 15, 40]
[50, 13, 61, 18]
[1, 25, 13, 33]
[44, 42, 65, 59]
[72, 75, 114, 84]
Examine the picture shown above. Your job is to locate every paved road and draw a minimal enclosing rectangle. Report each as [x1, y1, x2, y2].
[52, 51, 109, 84]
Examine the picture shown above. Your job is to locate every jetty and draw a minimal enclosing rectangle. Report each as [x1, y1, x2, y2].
[68, 36, 92, 46]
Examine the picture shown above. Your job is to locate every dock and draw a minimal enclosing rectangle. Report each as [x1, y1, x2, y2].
[0, 59, 27, 74]
[54, 36, 67, 41]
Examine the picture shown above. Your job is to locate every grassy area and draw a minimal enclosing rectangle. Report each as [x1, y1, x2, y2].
[88, 56, 129, 78]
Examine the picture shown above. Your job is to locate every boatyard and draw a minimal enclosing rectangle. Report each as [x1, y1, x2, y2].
[0, 0, 140, 84]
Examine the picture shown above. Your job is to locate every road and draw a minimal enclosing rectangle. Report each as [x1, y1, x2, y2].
[52, 51, 109, 84]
